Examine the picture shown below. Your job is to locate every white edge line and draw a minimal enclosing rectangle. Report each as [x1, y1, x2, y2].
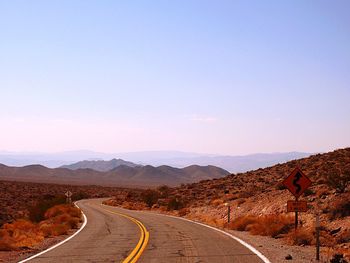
[18, 201, 87, 263]
[163, 214, 271, 263]
[102, 204, 271, 263]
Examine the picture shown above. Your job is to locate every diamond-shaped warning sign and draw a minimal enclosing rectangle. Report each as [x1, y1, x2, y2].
[282, 167, 312, 199]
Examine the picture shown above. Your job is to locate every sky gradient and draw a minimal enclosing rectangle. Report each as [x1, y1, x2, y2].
[1, 0, 349, 155]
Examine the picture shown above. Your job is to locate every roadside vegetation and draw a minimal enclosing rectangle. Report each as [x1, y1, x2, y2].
[0, 199, 82, 251]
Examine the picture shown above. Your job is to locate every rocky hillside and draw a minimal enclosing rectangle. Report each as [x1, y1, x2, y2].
[106, 148, 350, 258]
[172, 148, 350, 208]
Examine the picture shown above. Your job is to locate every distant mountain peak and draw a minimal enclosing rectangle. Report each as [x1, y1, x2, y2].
[60, 158, 139, 172]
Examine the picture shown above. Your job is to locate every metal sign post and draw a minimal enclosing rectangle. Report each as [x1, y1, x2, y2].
[224, 203, 230, 225]
[316, 213, 320, 261]
[228, 205, 231, 224]
[295, 198, 298, 230]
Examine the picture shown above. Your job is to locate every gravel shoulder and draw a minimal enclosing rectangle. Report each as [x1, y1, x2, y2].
[227, 229, 333, 263]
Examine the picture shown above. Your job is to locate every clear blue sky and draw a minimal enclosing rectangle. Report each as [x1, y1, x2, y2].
[1, 0, 349, 154]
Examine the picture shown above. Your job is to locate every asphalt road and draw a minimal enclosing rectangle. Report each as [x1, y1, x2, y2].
[28, 199, 265, 263]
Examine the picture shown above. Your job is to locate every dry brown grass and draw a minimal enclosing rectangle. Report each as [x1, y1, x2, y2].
[0, 204, 82, 250]
[45, 204, 81, 219]
[210, 198, 224, 207]
[39, 223, 70, 237]
[39, 204, 82, 237]
[0, 220, 44, 249]
[196, 215, 225, 228]
[228, 215, 257, 231]
[336, 229, 350, 244]
[121, 201, 147, 210]
[331, 248, 350, 262]
[178, 208, 190, 217]
[286, 228, 314, 245]
[249, 214, 294, 237]
[286, 226, 336, 247]
[0, 230, 17, 251]
[329, 193, 350, 220]
[229, 214, 294, 238]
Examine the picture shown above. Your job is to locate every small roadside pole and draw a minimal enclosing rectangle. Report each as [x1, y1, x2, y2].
[316, 213, 320, 261]
[65, 191, 72, 204]
[224, 202, 230, 225]
[315, 196, 321, 261]
[295, 199, 298, 230]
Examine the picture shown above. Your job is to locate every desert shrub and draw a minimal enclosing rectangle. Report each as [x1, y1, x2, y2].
[0, 203, 83, 250]
[0, 229, 16, 251]
[141, 189, 159, 208]
[38, 222, 51, 237]
[123, 201, 147, 210]
[203, 217, 225, 228]
[228, 215, 257, 231]
[103, 199, 118, 206]
[236, 198, 246, 206]
[336, 229, 350, 244]
[239, 189, 255, 198]
[53, 214, 80, 229]
[317, 187, 329, 198]
[325, 168, 350, 193]
[247, 214, 294, 237]
[28, 196, 66, 222]
[38, 204, 81, 237]
[157, 185, 170, 198]
[286, 228, 314, 245]
[224, 193, 237, 201]
[72, 191, 90, 201]
[167, 198, 184, 211]
[329, 194, 350, 220]
[39, 223, 69, 237]
[45, 204, 81, 219]
[330, 253, 348, 263]
[178, 208, 190, 217]
[303, 188, 314, 196]
[2, 220, 44, 248]
[230, 214, 294, 238]
[211, 198, 224, 207]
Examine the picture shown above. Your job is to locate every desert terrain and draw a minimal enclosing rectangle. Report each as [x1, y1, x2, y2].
[1, 148, 349, 262]
[105, 148, 350, 261]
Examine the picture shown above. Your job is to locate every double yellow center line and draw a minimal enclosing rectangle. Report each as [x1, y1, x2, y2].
[102, 207, 150, 263]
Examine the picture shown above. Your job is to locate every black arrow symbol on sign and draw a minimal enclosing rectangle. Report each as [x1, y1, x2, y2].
[293, 171, 302, 194]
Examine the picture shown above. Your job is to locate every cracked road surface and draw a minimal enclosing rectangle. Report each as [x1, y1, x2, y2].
[27, 199, 265, 263]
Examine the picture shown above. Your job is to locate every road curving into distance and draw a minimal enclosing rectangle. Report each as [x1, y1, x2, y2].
[24, 199, 269, 263]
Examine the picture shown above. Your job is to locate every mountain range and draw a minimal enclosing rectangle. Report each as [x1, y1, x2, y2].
[60, 158, 139, 172]
[0, 163, 229, 187]
[0, 150, 312, 173]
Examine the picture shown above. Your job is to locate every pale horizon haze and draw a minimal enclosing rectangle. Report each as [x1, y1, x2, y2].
[1, 1, 349, 155]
